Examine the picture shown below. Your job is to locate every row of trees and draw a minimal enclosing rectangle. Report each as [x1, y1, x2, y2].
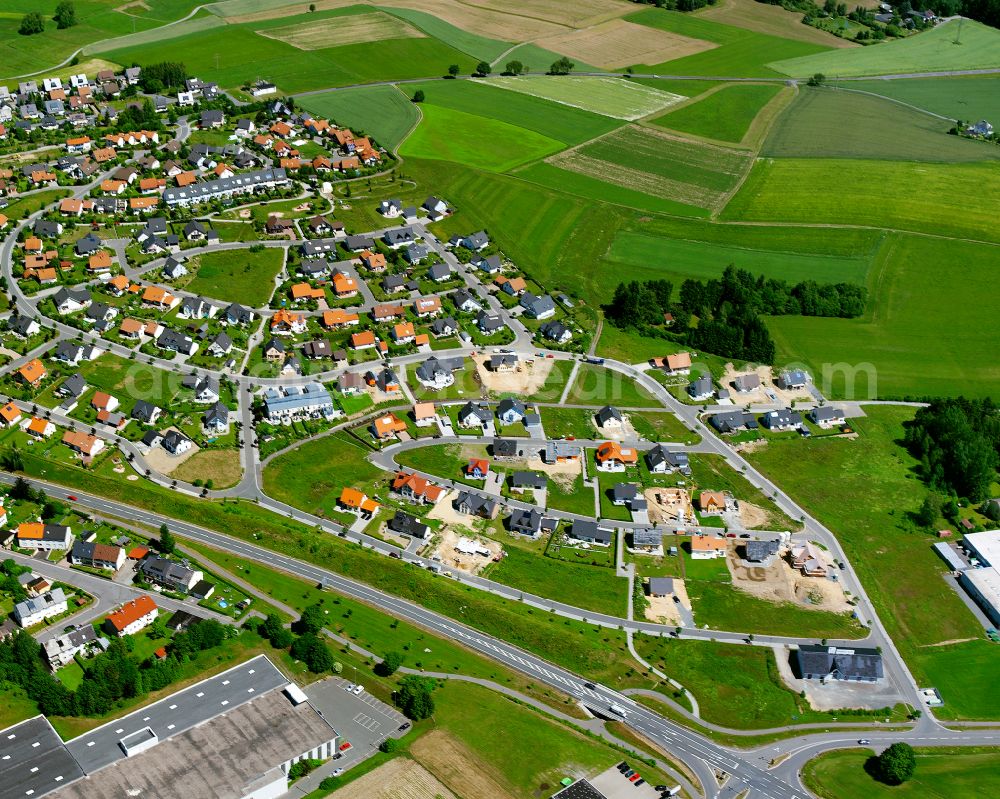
[18, 3, 76, 35]
[904, 397, 1000, 502]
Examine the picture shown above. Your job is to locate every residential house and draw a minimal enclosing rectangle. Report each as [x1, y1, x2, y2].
[709, 410, 758, 435]
[645, 444, 691, 475]
[452, 492, 498, 519]
[497, 398, 526, 425]
[140, 556, 202, 593]
[567, 520, 612, 546]
[457, 401, 490, 428]
[777, 370, 809, 391]
[263, 383, 336, 421]
[539, 320, 571, 344]
[594, 441, 637, 472]
[16, 522, 72, 551]
[104, 595, 158, 637]
[466, 459, 490, 480]
[596, 405, 623, 430]
[809, 406, 846, 428]
[14, 588, 67, 627]
[412, 402, 437, 427]
[389, 511, 432, 540]
[371, 412, 407, 440]
[732, 373, 761, 393]
[690, 534, 727, 560]
[71, 540, 125, 571]
[338, 487, 380, 519]
[761, 408, 803, 431]
[391, 471, 445, 504]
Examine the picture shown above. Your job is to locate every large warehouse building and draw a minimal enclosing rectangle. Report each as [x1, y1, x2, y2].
[960, 530, 1000, 626]
[0, 655, 339, 799]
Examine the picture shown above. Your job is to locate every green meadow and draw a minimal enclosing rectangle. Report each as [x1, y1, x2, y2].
[772, 18, 1000, 77]
[762, 88, 1000, 162]
[651, 83, 783, 143]
[832, 75, 1000, 122]
[375, 5, 512, 61]
[300, 85, 419, 149]
[187, 247, 284, 307]
[399, 104, 565, 171]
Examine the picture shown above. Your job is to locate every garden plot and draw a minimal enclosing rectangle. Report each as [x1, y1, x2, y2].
[256, 12, 425, 49]
[486, 76, 685, 120]
[326, 755, 457, 799]
[535, 18, 715, 70]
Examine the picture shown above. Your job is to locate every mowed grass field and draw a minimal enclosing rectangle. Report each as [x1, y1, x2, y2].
[256, 10, 425, 49]
[747, 407, 1000, 719]
[399, 104, 565, 171]
[486, 76, 685, 120]
[761, 88, 1000, 162]
[650, 83, 783, 143]
[606, 230, 873, 286]
[187, 247, 284, 307]
[722, 158, 1000, 244]
[832, 75, 1000, 122]
[549, 125, 752, 213]
[375, 6, 512, 61]
[772, 18, 1000, 77]
[627, 7, 830, 76]
[299, 84, 418, 149]
[102, 7, 479, 92]
[766, 234, 1000, 399]
[405, 79, 624, 145]
[803, 747, 1000, 799]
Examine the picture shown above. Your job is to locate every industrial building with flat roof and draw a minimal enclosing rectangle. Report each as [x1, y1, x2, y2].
[0, 716, 85, 799]
[960, 530, 1000, 626]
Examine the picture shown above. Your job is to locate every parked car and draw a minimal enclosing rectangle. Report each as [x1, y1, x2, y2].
[858, 739, 871, 745]
[352, 684, 365, 696]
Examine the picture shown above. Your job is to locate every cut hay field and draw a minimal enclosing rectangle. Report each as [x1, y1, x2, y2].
[627, 7, 830, 76]
[761, 87, 1000, 162]
[549, 125, 752, 213]
[697, 0, 856, 48]
[405, 79, 623, 145]
[771, 18, 1000, 77]
[533, 17, 715, 70]
[832, 75, 1000, 122]
[722, 158, 1000, 244]
[299, 85, 419, 149]
[399, 104, 564, 171]
[766, 233, 1000, 400]
[650, 83, 783, 143]
[485, 76, 685, 120]
[606, 230, 873, 286]
[492, 42, 600, 74]
[256, 10, 424, 49]
[375, 5, 512, 61]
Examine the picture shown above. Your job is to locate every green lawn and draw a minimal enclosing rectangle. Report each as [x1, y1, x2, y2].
[540, 406, 598, 440]
[376, 6, 511, 61]
[627, 412, 700, 445]
[761, 88, 1000, 162]
[186, 247, 283, 307]
[606, 230, 873, 287]
[299, 84, 420, 150]
[406, 79, 624, 145]
[0, 189, 73, 220]
[722, 158, 1000, 245]
[771, 18, 1000, 77]
[399, 103, 565, 172]
[565, 364, 658, 407]
[0, 682, 39, 730]
[766, 233, 1000, 399]
[803, 747, 1000, 799]
[831, 75, 1000, 122]
[747, 407, 998, 717]
[485, 75, 685, 120]
[545, 473, 596, 516]
[651, 83, 782, 143]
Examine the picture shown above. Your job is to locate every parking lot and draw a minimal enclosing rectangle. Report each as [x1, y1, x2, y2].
[305, 676, 408, 754]
[591, 763, 665, 799]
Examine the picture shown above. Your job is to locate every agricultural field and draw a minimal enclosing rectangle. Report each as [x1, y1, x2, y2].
[605, 230, 873, 287]
[399, 104, 564, 171]
[185, 247, 284, 307]
[722, 158, 1000, 244]
[771, 18, 1000, 77]
[831, 75, 1000, 122]
[485, 76, 685, 121]
[650, 83, 784, 143]
[299, 85, 419, 149]
[549, 125, 752, 213]
[766, 234, 1000, 400]
[404, 79, 624, 145]
[256, 10, 424, 49]
[761, 88, 1000, 162]
[803, 747, 1000, 799]
[747, 406, 1000, 719]
[697, 0, 856, 48]
[374, 6, 511, 61]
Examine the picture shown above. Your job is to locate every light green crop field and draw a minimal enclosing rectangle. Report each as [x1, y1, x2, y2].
[762, 88, 1000, 162]
[406, 79, 624, 145]
[606, 231, 873, 286]
[549, 125, 751, 213]
[299, 85, 419, 149]
[627, 7, 829, 76]
[747, 407, 1000, 718]
[803, 747, 1000, 799]
[492, 42, 600, 75]
[102, 8, 479, 92]
[651, 83, 782, 143]
[832, 75, 1000, 122]
[766, 234, 1000, 400]
[187, 247, 284, 307]
[0, 0, 201, 77]
[486, 75, 685, 120]
[376, 5, 512, 61]
[399, 103, 565, 171]
[722, 158, 1000, 244]
[772, 18, 1000, 77]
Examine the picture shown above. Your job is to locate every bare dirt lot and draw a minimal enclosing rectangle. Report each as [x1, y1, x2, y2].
[326, 756, 457, 799]
[523, 455, 581, 492]
[410, 729, 518, 799]
[146, 429, 199, 474]
[430, 527, 503, 575]
[536, 18, 715, 70]
[473, 354, 553, 395]
[257, 12, 425, 49]
[644, 579, 691, 626]
[721, 363, 814, 405]
[738, 500, 769, 529]
[727, 549, 851, 613]
[644, 487, 695, 526]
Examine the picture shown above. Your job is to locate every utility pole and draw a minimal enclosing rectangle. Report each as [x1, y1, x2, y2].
[954, 16, 963, 45]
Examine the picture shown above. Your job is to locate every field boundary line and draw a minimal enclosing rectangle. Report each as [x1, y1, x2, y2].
[739, 83, 796, 151]
[825, 85, 956, 122]
[389, 83, 424, 154]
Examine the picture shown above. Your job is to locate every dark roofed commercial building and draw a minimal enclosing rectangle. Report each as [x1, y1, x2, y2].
[795, 644, 883, 682]
[551, 779, 608, 799]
